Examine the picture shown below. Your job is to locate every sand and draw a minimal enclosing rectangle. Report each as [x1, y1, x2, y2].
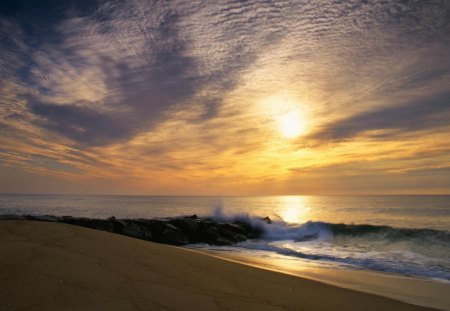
[200, 250, 450, 310]
[0, 220, 440, 310]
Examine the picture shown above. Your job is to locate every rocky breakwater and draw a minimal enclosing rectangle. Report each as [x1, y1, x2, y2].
[4, 214, 272, 246]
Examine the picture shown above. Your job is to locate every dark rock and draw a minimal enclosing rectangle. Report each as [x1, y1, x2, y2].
[232, 220, 252, 232]
[95, 219, 116, 232]
[161, 228, 190, 245]
[248, 229, 263, 239]
[122, 222, 153, 240]
[219, 227, 247, 243]
[203, 226, 234, 246]
[61, 216, 89, 225]
[169, 218, 200, 242]
[0, 214, 27, 220]
[144, 220, 167, 239]
[221, 223, 247, 236]
[27, 215, 61, 222]
[111, 219, 126, 233]
[0, 213, 274, 246]
[164, 223, 178, 231]
[61, 217, 118, 233]
[261, 216, 272, 224]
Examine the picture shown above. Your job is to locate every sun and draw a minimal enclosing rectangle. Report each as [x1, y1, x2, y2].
[258, 93, 309, 139]
[278, 111, 306, 139]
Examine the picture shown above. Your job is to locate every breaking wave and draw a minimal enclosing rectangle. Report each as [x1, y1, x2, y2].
[207, 207, 450, 281]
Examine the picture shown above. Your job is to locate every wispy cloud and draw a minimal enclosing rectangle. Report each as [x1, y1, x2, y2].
[1, 0, 450, 194]
[307, 91, 450, 142]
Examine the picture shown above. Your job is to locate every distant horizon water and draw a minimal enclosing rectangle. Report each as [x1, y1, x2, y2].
[2, 192, 449, 196]
[1, 193, 448, 227]
[1, 194, 449, 283]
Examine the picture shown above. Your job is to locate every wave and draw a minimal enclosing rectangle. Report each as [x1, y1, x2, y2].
[212, 205, 450, 244]
[207, 207, 450, 281]
[328, 223, 450, 242]
[236, 240, 450, 282]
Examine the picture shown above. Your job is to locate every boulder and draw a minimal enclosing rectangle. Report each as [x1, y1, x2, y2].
[122, 222, 153, 240]
[203, 226, 234, 246]
[161, 228, 190, 245]
[221, 223, 248, 236]
[169, 218, 200, 242]
[219, 226, 247, 243]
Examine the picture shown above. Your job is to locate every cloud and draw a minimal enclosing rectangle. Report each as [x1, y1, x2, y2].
[1, 0, 450, 194]
[29, 100, 132, 146]
[5, 0, 267, 146]
[5, 0, 448, 148]
[24, 9, 205, 146]
[306, 91, 450, 142]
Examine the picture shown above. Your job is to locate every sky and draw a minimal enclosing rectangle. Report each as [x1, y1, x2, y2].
[0, 0, 449, 195]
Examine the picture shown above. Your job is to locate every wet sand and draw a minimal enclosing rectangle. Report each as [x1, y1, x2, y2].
[198, 250, 450, 310]
[0, 220, 440, 310]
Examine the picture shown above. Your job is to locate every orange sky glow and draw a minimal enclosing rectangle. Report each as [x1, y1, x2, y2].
[1, 1, 449, 195]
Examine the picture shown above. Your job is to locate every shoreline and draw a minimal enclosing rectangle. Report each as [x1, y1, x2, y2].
[191, 249, 450, 310]
[0, 220, 442, 310]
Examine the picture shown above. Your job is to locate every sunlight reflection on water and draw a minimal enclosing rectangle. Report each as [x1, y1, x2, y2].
[277, 196, 310, 224]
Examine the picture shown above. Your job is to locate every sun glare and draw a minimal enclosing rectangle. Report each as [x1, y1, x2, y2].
[278, 111, 306, 139]
[259, 93, 309, 139]
[278, 196, 309, 224]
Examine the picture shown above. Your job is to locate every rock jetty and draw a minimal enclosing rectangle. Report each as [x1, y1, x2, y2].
[0, 214, 271, 246]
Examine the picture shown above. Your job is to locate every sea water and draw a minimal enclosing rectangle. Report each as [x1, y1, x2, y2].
[1, 194, 449, 283]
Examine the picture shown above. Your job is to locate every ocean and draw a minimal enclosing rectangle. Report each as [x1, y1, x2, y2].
[1, 194, 449, 283]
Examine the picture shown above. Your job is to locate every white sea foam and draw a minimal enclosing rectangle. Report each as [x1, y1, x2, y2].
[204, 204, 450, 282]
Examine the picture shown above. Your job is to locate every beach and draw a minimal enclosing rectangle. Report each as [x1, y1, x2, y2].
[0, 220, 441, 310]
